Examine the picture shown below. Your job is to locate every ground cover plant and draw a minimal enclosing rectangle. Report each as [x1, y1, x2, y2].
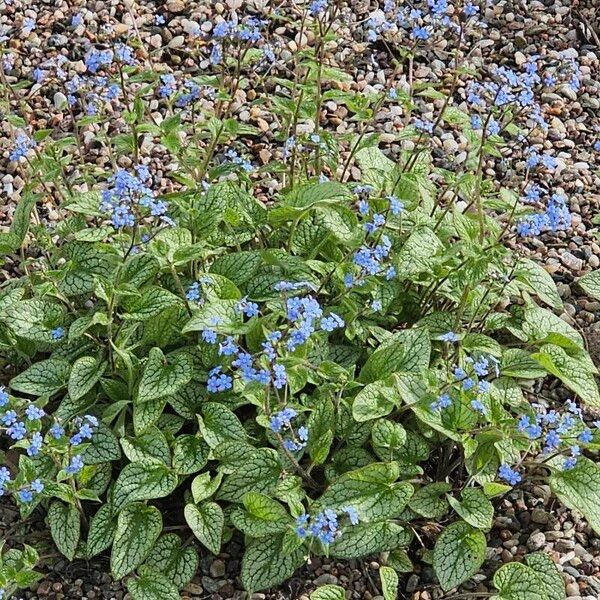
[1, 1, 600, 598]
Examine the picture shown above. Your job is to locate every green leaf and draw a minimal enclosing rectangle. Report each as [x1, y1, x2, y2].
[127, 565, 180, 600]
[329, 521, 409, 559]
[352, 381, 397, 422]
[123, 287, 181, 322]
[515, 259, 563, 309]
[230, 492, 291, 537]
[380, 565, 399, 600]
[10, 358, 71, 396]
[191, 471, 223, 503]
[198, 402, 247, 448]
[386, 548, 413, 573]
[525, 553, 566, 600]
[522, 305, 583, 348]
[217, 448, 282, 502]
[395, 227, 443, 278]
[144, 534, 199, 590]
[68, 356, 107, 401]
[184, 502, 223, 555]
[182, 299, 244, 334]
[137, 348, 193, 403]
[241, 535, 303, 593]
[210, 251, 262, 287]
[433, 521, 486, 591]
[317, 463, 413, 522]
[533, 344, 600, 407]
[578, 270, 600, 301]
[409, 483, 451, 519]
[447, 488, 494, 531]
[87, 504, 117, 557]
[7, 194, 37, 249]
[4, 298, 64, 342]
[133, 397, 166, 435]
[359, 328, 431, 383]
[111, 503, 162, 579]
[549, 456, 600, 535]
[307, 396, 334, 464]
[47, 501, 80, 561]
[310, 585, 346, 600]
[371, 420, 407, 463]
[121, 427, 171, 465]
[501, 349, 547, 379]
[82, 422, 121, 465]
[112, 461, 178, 512]
[491, 563, 548, 600]
[172, 435, 209, 475]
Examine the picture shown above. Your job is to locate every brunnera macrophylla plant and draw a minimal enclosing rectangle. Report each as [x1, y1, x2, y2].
[0, 1, 599, 598]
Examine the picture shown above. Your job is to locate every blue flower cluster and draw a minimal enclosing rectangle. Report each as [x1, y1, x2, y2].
[205, 289, 344, 398]
[269, 407, 308, 452]
[517, 399, 595, 471]
[430, 354, 500, 414]
[207, 15, 267, 66]
[516, 192, 571, 237]
[498, 463, 521, 486]
[0, 384, 97, 501]
[295, 506, 359, 544]
[100, 165, 172, 229]
[9, 132, 36, 163]
[365, 0, 484, 45]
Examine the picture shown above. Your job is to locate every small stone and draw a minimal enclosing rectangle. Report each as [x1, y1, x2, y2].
[527, 531, 546, 551]
[314, 574, 339, 586]
[210, 559, 226, 578]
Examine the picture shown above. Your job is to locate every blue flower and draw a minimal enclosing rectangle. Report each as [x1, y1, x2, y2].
[463, 2, 479, 16]
[66, 455, 85, 475]
[26, 432, 43, 457]
[462, 378, 475, 391]
[25, 405, 45, 420]
[49, 423, 64, 439]
[237, 298, 259, 318]
[430, 394, 452, 412]
[7, 421, 26, 440]
[202, 329, 218, 344]
[342, 506, 359, 525]
[309, 0, 328, 16]
[388, 196, 404, 215]
[19, 489, 34, 503]
[269, 407, 297, 433]
[31, 479, 44, 493]
[298, 426, 309, 442]
[207, 367, 233, 393]
[155, 15, 166, 25]
[544, 430, 561, 452]
[453, 366, 466, 381]
[23, 17, 37, 34]
[0, 466, 12, 495]
[578, 429, 593, 443]
[9, 132, 36, 162]
[85, 49, 113, 73]
[273, 364, 287, 389]
[0, 387, 8, 407]
[295, 514, 309, 538]
[440, 332, 458, 343]
[320, 313, 344, 332]
[498, 464, 521, 486]
[471, 399, 486, 413]
[371, 300, 383, 312]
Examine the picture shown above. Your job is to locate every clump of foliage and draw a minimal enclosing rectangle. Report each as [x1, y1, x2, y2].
[0, 1, 599, 598]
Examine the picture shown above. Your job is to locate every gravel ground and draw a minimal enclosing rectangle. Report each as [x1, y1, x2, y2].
[1, 0, 600, 598]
